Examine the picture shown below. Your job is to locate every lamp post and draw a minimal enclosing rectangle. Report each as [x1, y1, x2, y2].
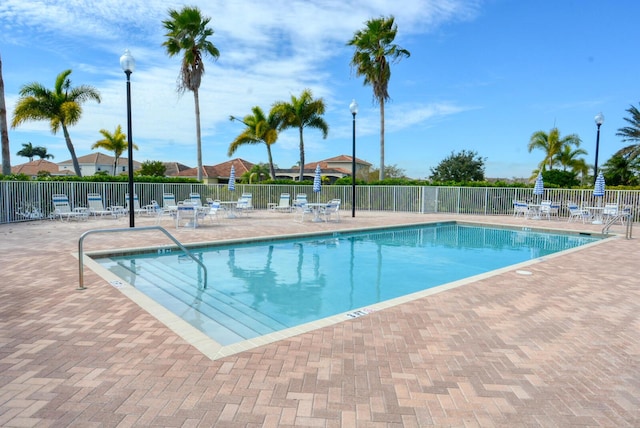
[593, 112, 604, 184]
[120, 49, 135, 227]
[349, 99, 358, 218]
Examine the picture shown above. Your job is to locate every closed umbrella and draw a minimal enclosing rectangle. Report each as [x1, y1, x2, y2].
[313, 164, 322, 200]
[594, 171, 605, 203]
[533, 173, 544, 201]
[228, 165, 236, 192]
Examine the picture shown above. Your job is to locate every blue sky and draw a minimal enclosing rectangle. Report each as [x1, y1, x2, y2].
[1, 0, 638, 179]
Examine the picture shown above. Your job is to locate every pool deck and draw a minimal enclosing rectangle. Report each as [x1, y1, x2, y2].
[1, 211, 638, 427]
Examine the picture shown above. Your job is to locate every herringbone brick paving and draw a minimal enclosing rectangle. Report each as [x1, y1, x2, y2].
[0, 212, 638, 427]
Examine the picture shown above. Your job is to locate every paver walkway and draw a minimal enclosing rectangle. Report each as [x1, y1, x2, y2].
[1, 211, 638, 427]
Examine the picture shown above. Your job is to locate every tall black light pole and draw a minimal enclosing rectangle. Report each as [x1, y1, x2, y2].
[120, 49, 136, 227]
[593, 112, 604, 185]
[349, 99, 358, 218]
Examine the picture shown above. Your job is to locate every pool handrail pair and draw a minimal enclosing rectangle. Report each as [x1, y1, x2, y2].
[78, 226, 208, 290]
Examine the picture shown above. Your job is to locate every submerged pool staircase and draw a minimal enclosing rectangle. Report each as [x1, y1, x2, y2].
[79, 226, 287, 345]
[78, 226, 207, 290]
[107, 256, 289, 344]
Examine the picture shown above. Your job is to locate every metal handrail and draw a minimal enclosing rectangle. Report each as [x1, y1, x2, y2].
[78, 226, 208, 290]
[602, 212, 633, 239]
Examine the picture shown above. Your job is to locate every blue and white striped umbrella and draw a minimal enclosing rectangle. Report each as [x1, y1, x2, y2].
[533, 173, 544, 196]
[228, 165, 236, 191]
[594, 171, 605, 197]
[313, 164, 322, 194]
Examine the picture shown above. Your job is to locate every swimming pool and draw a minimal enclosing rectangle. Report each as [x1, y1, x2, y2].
[93, 222, 602, 354]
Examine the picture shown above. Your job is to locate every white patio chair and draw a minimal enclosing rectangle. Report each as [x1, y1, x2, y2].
[512, 200, 529, 218]
[268, 193, 291, 213]
[567, 203, 591, 223]
[52, 194, 89, 222]
[87, 193, 113, 218]
[321, 199, 341, 222]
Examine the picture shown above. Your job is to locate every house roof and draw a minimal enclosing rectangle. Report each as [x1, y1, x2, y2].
[59, 152, 141, 167]
[163, 162, 192, 177]
[176, 158, 255, 179]
[11, 159, 71, 176]
[319, 154, 372, 166]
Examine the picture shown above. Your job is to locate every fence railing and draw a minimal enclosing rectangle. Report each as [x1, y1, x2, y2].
[1, 181, 639, 224]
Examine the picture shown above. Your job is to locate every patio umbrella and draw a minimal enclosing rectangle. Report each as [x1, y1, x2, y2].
[594, 171, 605, 204]
[228, 165, 236, 192]
[312, 164, 322, 200]
[533, 173, 544, 202]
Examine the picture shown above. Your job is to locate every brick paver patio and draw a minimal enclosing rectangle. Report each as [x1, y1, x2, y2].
[1, 211, 638, 427]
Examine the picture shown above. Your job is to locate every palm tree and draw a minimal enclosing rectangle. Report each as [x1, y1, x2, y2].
[229, 106, 281, 180]
[615, 103, 640, 161]
[16, 142, 36, 161]
[347, 15, 410, 180]
[33, 146, 54, 160]
[527, 127, 581, 172]
[602, 153, 640, 186]
[162, 6, 220, 182]
[17, 142, 55, 161]
[272, 89, 329, 181]
[92, 125, 138, 175]
[554, 145, 588, 172]
[11, 69, 101, 177]
[0, 54, 10, 175]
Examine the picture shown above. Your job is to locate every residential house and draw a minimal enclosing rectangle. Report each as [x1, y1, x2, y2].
[11, 159, 73, 179]
[57, 152, 141, 176]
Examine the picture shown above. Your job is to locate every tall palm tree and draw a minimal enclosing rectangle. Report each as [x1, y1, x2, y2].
[615, 103, 640, 161]
[347, 15, 410, 180]
[0, 54, 10, 175]
[162, 6, 220, 182]
[92, 125, 138, 175]
[272, 89, 329, 181]
[229, 106, 281, 180]
[527, 127, 581, 172]
[11, 69, 101, 177]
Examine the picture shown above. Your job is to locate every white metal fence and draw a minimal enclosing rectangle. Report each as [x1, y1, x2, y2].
[2, 180, 639, 224]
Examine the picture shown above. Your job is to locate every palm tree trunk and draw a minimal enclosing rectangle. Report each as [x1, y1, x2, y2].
[266, 145, 276, 180]
[194, 88, 203, 181]
[379, 98, 385, 180]
[62, 123, 82, 177]
[0, 55, 10, 175]
[298, 126, 305, 182]
[113, 155, 119, 176]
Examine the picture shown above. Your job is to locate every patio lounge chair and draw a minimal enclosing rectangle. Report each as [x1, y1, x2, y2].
[236, 193, 253, 216]
[189, 192, 203, 207]
[125, 193, 148, 215]
[52, 194, 89, 222]
[268, 193, 291, 212]
[87, 193, 115, 218]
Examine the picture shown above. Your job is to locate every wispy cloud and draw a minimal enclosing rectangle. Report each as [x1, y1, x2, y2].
[1, 0, 480, 164]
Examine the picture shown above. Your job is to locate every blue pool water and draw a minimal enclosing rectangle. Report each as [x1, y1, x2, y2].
[95, 222, 601, 345]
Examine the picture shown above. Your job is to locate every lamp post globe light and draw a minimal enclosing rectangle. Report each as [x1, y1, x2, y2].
[120, 49, 136, 227]
[593, 112, 604, 184]
[349, 99, 358, 218]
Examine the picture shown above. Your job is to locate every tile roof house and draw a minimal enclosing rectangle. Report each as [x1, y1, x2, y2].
[163, 162, 192, 177]
[176, 158, 255, 184]
[57, 152, 141, 176]
[11, 159, 73, 179]
[276, 155, 372, 182]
